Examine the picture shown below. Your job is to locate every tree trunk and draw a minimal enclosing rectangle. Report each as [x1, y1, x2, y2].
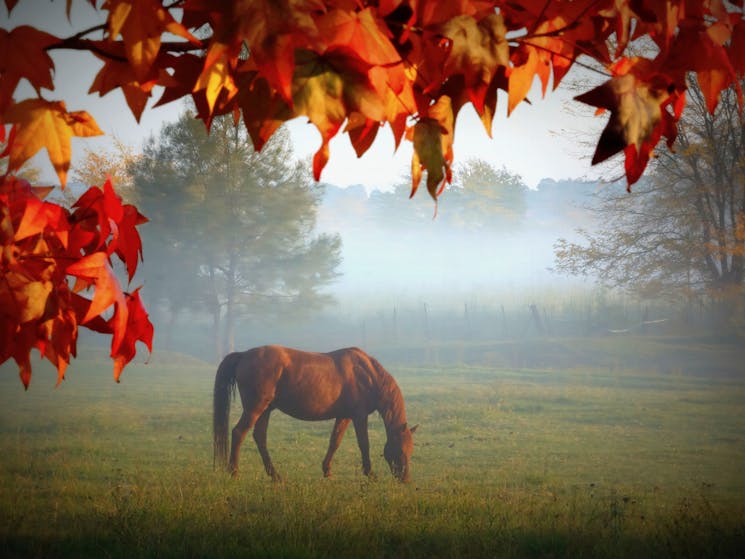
[208, 265, 222, 360]
[224, 253, 237, 354]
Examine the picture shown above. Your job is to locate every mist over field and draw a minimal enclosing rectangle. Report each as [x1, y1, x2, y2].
[315, 179, 598, 299]
[125, 176, 616, 361]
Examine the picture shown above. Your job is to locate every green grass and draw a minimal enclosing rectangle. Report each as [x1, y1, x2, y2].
[1, 345, 744, 558]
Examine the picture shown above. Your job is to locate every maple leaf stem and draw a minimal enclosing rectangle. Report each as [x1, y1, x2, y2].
[158, 41, 205, 53]
[47, 37, 202, 65]
[68, 23, 107, 42]
[518, 39, 610, 79]
[528, 0, 605, 39]
[48, 37, 127, 63]
[521, 0, 606, 44]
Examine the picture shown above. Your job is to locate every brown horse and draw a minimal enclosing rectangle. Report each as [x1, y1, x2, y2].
[213, 345, 417, 482]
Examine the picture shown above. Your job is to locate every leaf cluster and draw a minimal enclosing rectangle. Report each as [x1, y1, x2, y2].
[3, 1, 744, 196]
[0, 174, 152, 387]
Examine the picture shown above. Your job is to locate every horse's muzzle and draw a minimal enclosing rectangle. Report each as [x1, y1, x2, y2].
[390, 461, 410, 483]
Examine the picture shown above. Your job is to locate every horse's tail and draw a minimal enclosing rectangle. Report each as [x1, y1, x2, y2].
[213, 352, 242, 470]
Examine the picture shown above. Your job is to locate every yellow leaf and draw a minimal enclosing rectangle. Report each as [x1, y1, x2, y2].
[193, 43, 238, 114]
[4, 272, 53, 323]
[3, 99, 103, 187]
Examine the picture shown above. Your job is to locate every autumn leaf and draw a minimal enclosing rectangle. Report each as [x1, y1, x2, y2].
[66, 178, 147, 279]
[111, 287, 153, 382]
[438, 13, 508, 112]
[3, 99, 103, 187]
[409, 94, 454, 200]
[291, 49, 384, 179]
[3, 0, 19, 14]
[104, 0, 198, 81]
[238, 74, 293, 151]
[89, 49, 160, 122]
[730, 20, 745, 76]
[103, 177, 148, 281]
[14, 192, 67, 243]
[227, 0, 323, 102]
[574, 58, 678, 185]
[66, 251, 125, 323]
[345, 112, 380, 158]
[316, 8, 401, 66]
[193, 42, 239, 114]
[0, 26, 58, 107]
[507, 46, 539, 115]
[2, 270, 53, 324]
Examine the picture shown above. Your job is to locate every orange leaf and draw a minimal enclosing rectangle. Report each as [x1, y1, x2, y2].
[105, 0, 198, 80]
[89, 51, 158, 122]
[317, 8, 401, 66]
[507, 47, 538, 115]
[14, 194, 67, 243]
[65, 252, 125, 323]
[3, 99, 103, 187]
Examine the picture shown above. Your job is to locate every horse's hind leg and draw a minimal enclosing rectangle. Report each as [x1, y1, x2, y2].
[229, 409, 263, 477]
[322, 418, 350, 478]
[253, 409, 280, 482]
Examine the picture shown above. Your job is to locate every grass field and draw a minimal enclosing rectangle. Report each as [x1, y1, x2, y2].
[1, 342, 744, 558]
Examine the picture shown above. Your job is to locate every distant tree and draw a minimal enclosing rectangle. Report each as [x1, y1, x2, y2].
[73, 138, 140, 203]
[554, 79, 745, 330]
[129, 111, 342, 357]
[368, 159, 527, 231]
[443, 159, 527, 230]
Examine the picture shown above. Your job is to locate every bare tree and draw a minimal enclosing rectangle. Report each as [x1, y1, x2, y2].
[554, 78, 745, 330]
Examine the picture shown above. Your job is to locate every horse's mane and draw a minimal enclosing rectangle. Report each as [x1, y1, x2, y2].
[367, 354, 408, 431]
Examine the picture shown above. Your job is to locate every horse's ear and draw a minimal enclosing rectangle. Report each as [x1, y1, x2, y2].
[410, 424, 419, 434]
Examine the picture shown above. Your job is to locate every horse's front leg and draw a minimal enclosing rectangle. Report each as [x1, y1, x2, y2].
[253, 409, 281, 482]
[352, 415, 375, 479]
[322, 418, 350, 478]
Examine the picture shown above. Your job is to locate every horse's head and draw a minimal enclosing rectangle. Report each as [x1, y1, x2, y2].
[384, 423, 418, 482]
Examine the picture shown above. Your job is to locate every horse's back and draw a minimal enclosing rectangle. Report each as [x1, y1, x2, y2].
[234, 345, 379, 420]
